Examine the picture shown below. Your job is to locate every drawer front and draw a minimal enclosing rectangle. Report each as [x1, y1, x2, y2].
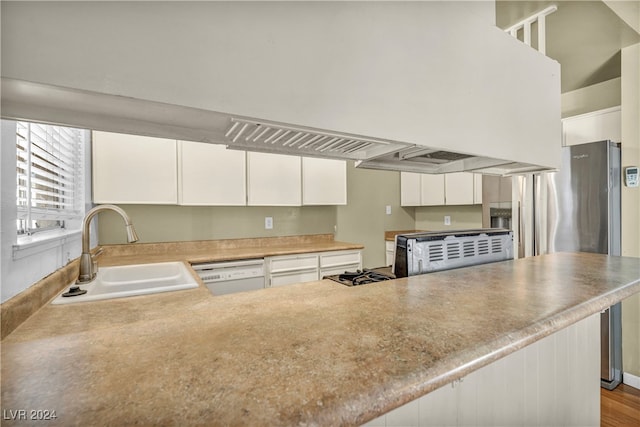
[268, 254, 319, 274]
[269, 270, 319, 287]
[319, 251, 361, 269]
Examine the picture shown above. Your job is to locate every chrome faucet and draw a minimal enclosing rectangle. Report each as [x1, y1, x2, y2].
[77, 204, 139, 283]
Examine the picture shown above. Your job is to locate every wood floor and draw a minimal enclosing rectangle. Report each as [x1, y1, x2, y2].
[601, 384, 640, 427]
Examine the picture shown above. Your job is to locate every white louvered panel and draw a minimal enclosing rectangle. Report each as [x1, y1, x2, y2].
[224, 117, 409, 161]
[16, 121, 85, 234]
[371, 313, 600, 426]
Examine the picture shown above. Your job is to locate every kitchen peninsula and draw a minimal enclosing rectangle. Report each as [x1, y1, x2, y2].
[2, 252, 639, 426]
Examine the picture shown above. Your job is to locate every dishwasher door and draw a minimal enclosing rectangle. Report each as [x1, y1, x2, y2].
[192, 259, 265, 296]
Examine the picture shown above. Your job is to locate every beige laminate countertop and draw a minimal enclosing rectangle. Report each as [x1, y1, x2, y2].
[2, 252, 640, 426]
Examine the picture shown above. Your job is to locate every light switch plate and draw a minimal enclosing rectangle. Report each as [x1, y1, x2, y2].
[265, 217, 273, 230]
[385, 205, 392, 215]
[444, 215, 451, 225]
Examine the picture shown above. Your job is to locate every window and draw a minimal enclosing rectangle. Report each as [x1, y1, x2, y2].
[16, 121, 86, 236]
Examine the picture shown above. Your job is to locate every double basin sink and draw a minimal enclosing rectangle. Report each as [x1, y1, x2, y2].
[52, 262, 199, 305]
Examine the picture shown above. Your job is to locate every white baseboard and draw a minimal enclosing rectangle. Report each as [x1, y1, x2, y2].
[623, 371, 640, 390]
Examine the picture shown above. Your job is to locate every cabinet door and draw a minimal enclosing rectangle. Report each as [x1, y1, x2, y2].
[400, 172, 422, 206]
[445, 172, 474, 205]
[562, 107, 621, 146]
[178, 141, 246, 206]
[420, 174, 445, 206]
[473, 174, 483, 204]
[302, 157, 347, 205]
[247, 152, 301, 206]
[92, 131, 177, 204]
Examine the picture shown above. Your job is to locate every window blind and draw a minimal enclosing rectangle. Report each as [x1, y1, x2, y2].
[16, 121, 85, 235]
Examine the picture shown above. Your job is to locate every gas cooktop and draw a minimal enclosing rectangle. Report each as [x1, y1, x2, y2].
[325, 267, 395, 287]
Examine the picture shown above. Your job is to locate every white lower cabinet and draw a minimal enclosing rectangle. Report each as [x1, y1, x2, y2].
[385, 241, 395, 266]
[266, 253, 319, 287]
[266, 249, 362, 287]
[319, 250, 362, 277]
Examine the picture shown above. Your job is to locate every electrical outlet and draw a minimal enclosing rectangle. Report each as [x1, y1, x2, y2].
[444, 215, 451, 226]
[265, 217, 273, 230]
[385, 205, 392, 215]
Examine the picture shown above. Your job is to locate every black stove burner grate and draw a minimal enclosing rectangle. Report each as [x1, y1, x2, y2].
[336, 269, 394, 286]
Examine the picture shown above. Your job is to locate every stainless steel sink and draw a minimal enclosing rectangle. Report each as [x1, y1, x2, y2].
[51, 262, 199, 305]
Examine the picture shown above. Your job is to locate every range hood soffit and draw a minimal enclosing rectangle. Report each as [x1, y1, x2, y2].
[0, 78, 557, 176]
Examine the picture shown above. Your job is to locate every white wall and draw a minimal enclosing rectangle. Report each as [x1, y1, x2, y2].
[621, 43, 640, 379]
[561, 77, 621, 118]
[0, 121, 94, 303]
[1, 1, 560, 171]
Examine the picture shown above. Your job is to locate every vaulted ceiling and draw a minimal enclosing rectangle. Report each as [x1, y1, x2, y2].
[496, 0, 640, 93]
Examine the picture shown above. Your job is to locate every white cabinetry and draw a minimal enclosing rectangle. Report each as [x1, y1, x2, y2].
[94, 132, 347, 207]
[302, 158, 347, 205]
[421, 174, 446, 206]
[444, 173, 474, 205]
[266, 249, 362, 287]
[92, 131, 178, 204]
[177, 141, 246, 205]
[474, 174, 483, 204]
[401, 172, 481, 206]
[385, 241, 395, 266]
[562, 106, 621, 146]
[319, 250, 362, 277]
[400, 172, 422, 206]
[266, 254, 319, 287]
[247, 152, 302, 206]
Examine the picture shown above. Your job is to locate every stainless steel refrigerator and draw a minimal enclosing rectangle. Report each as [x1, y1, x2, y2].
[515, 140, 622, 390]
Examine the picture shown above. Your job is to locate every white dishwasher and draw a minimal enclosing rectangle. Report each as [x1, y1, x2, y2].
[191, 259, 265, 296]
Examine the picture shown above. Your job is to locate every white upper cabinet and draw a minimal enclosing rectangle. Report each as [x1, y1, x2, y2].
[93, 134, 347, 207]
[473, 174, 483, 204]
[302, 158, 347, 205]
[444, 173, 474, 205]
[421, 174, 446, 206]
[92, 131, 178, 204]
[247, 152, 302, 206]
[178, 141, 246, 206]
[562, 107, 621, 146]
[401, 172, 480, 207]
[400, 172, 422, 206]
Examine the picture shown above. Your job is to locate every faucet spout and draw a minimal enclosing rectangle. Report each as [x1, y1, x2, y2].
[77, 204, 139, 283]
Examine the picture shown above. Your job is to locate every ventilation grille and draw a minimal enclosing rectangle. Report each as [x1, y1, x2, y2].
[416, 151, 474, 162]
[491, 237, 503, 254]
[425, 238, 507, 262]
[429, 244, 444, 262]
[410, 232, 513, 275]
[224, 118, 402, 159]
